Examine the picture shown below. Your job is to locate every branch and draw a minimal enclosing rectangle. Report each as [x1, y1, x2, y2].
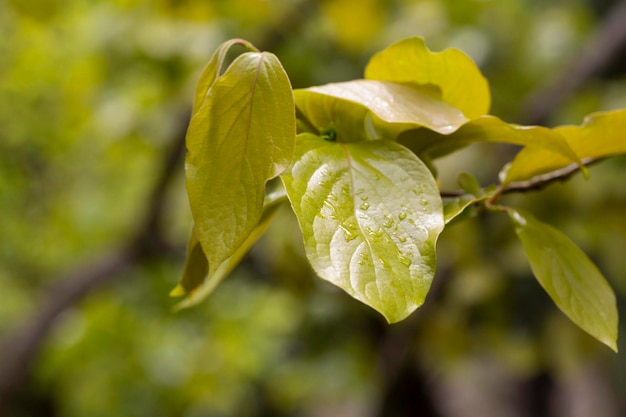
[520, 0, 626, 125]
[439, 157, 599, 200]
[501, 157, 599, 194]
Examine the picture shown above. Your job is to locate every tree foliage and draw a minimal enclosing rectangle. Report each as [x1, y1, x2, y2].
[177, 37, 623, 351]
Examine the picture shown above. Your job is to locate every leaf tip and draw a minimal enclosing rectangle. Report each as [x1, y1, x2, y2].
[169, 285, 186, 297]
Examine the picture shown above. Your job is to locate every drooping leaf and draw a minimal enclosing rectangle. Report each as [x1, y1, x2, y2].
[172, 190, 287, 309]
[191, 38, 258, 114]
[281, 133, 444, 323]
[508, 208, 618, 352]
[295, 80, 468, 137]
[503, 110, 626, 183]
[365, 37, 490, 119]
[397, 116, 582, 169]
[186, 51, 295, 276]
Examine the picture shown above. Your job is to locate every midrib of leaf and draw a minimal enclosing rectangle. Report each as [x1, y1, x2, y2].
[338, 142, 418, 304]
[242, 54, 264, 158]
[338, 142, 379, 293]
[215, 53, 266, 187]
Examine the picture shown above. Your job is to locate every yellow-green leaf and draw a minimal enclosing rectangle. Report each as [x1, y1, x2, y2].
[504, 110, 626, 183]
[170, 227, 208, 297]
[296, 80, 468, 137]
[191, 38, 258, 114]
[398, 116, 582, 168]
[281, 133, 444, 323]
[186, 51, 295, 277]
[365, 37, 490, 119]
[508, 208, 618, 352]
[173, 191, 286, 309]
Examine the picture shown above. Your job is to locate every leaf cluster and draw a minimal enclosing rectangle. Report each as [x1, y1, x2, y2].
[175, 37, 625, 351]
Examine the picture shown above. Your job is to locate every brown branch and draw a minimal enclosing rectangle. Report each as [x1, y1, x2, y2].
[501, 157, 599, 194]
[439, 157, 600, 199]
[520, 0, 626, 125]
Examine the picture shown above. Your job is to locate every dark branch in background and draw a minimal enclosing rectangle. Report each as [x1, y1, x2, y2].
[520, 0, 626, 125]
[0, 111, 188, 410]
[0, 1, 318, 411]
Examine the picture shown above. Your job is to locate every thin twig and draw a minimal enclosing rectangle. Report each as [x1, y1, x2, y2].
[502, 157, 599, 194]
[439, 157, 599, 199]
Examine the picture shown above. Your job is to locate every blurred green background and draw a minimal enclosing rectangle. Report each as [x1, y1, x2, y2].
[1, 0, 625, 416]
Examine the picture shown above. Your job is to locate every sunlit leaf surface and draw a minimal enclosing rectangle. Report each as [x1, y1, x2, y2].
[186, 51, 295, 276]
[365, 37, 490, 119]
[504, 110, 626, 183]
[296, 80, 468, 136]
[398, 116, 582, 168]
[282, 133, 444, 323]
[509, 208, 618, 352]
[191, 39, 257, 114]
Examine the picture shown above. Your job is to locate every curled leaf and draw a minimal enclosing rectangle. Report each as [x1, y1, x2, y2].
[186, 50, 295, 277]
[365, 36, 490, 119]
[503, 110, 626, 183]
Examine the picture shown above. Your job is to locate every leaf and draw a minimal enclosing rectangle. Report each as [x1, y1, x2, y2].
[186, 51, 295, 276]
[508, 208, 618, 352]
[296, 80, 468, 137]
[398, 116, 582, 168]
[443, 184, 497, 224]
[503, 110, 626, 183]
[191, 39, 258, 114]
[365, 37, 490, 119]
[170, 228, 208, 297]
[172, 191, 287, 309]
[281, 133, 444, 323]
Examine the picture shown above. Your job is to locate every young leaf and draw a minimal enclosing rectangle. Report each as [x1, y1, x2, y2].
[191, 38, 258, 114]
[186, 51, 296, 277]
[443, 184, 497, 224]
[296, 80, 468, 137]
[503, 110, 626, 183]
[508, 208, 618, 352]
[172, 191, 287, 309]
[281, 133, 444, 323]
[365, 37, 490, 119]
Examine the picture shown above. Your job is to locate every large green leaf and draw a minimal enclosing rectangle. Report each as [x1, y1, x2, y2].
[186, 51, 295, 276]
[508, 208, 618, 352]
[171, 191, 287, 309]
[398, 116, 582, 168]
[503, 110, 626, 183]
[281, 133, 444, 323]
[365, 37, 490, 119]
[295, 80, 468, 137]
